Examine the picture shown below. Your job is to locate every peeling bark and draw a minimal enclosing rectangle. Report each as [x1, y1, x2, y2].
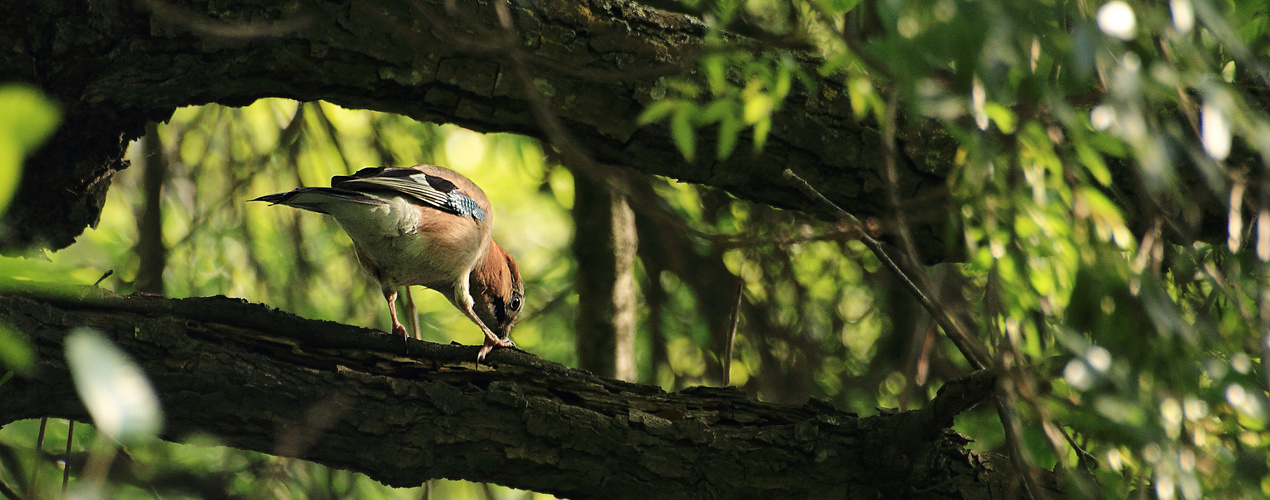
[0, 287, 1028, 498]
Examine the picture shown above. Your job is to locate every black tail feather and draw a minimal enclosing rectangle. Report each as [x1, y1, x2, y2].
[250, 187, 384, 214]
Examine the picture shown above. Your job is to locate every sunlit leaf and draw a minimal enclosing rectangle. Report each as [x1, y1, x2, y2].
[717, 115, 742, 159]
[743, 94, 774, 124]
[0, 322, 33, 375]
[752, 118, 771, 152]
[847, 77, 878, 119]
[0, 84, 60, 215]
[1076, 144, 1113, 186]
[698, 99, 734, 124]
[638, 99, 679, 126]
[773, 63, 793, 100]
[983, 103, 1016, 134]
[671, 107, 696, 162]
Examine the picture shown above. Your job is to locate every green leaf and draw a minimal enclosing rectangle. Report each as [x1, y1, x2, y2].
[717, 115, 742, 160]
[752, 117, 771, 152]
[704, 55, 729, 95]
[744, 94, 774, 124]
[0, 323, 33, 375]
[847, 76, 878, 119]
[1076, 143, 1112, 186]
[0, 85, 60, 152]
[671, 107, 697, 162]
[638, 99, 679, 126]
[773, 64, 793, 100]
[698, 99, 734, 124]
[0, 84, 60, 215]
[65, 327, 164, 443]
[982, 103, 1016, 134]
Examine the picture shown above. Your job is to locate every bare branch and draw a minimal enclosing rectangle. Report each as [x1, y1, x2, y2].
[782, 169, 992, 370]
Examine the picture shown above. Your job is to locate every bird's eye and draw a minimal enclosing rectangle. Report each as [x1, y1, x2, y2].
[510, 294, 523, 311]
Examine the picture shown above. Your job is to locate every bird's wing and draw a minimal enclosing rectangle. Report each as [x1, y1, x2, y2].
[249, 187, 385, 214]
[332, 167, 488, 221]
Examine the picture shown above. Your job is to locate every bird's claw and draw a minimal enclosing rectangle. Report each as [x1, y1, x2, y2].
[474, 336, 515, 365]
[476, 344, 494, 364]
[391, 322, 409, 341]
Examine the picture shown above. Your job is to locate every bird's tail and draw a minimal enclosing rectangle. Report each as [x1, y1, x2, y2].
[250, 187, 385, 215]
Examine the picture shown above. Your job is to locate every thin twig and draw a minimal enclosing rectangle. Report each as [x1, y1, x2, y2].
[0, 476, 19, 500]
[62, 420, 73, 493]
[92, 270, 114, 288]
[880, 94, 990, 370]
[722, 280, 744, 386]
[1056, 421, 1097, 472]
[28, 418, 48, 499]
[879, 95, 924, 273]
[781, 169, 991, 370]
[995, 382, 1052, 499]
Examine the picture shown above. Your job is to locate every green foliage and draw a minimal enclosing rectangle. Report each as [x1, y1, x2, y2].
[0, 85, 57, 378]
[0, 84, 59, 215]
[638, 49, 804, 160]
[0, 100, 574, 498]
[5, 0, 1270, 497]
[628, 0, 1270, 497]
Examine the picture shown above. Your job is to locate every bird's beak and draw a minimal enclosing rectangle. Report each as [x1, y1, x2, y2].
[493, 325, 516, 347]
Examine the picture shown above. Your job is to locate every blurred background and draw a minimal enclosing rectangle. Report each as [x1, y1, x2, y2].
[4, 0, 1270, 497]
[1, 100, 932, 498]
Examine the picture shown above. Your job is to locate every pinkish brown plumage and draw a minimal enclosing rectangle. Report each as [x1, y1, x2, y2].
[253, 164, 523, 361]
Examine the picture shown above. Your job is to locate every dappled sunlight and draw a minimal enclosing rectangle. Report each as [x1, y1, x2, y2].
[5, 0, 1270, 494]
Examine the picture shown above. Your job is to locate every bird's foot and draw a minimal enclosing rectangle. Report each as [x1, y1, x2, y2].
[476, 343, 495, 364]
[481, 331, 516, 348]
[474, 336, 515, 364]
[391, 322, 409, 341]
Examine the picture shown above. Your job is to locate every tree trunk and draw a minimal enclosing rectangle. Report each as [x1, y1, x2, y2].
[134, 123, 168, 295]
[572, 167, 639, 382]
[0, 286, 1030, 499]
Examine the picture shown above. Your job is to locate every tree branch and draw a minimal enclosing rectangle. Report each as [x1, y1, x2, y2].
[0, 286, 1018, 498]
[0, 0, 949, 255]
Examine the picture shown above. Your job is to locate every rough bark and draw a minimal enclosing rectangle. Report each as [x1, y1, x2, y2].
[0, 0, 951, 256]
[0, 286, 1028, 499]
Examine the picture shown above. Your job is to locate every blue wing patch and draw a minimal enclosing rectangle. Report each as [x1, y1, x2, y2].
[449, 192, 488, 221]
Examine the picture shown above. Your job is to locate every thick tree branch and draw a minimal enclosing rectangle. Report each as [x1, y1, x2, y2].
[0, 0, 949, 255]
[0, 286, 1021, 498]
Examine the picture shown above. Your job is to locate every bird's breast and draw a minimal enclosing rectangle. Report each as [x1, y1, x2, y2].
[326, 196, 486, 288]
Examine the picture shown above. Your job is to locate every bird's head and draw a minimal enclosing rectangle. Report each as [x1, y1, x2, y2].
[470, 242, 524, 341]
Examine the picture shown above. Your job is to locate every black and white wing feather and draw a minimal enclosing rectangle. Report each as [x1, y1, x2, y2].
[332, 167, 489, 221]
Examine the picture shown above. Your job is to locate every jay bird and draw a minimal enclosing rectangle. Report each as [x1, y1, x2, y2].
[252, 164, 523, 361]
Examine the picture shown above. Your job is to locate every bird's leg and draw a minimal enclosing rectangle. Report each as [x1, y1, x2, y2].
[477, 335, 495, 362]
[382, 286, 409, 341]
[453, 276, 515, 347]
[464, 305, 515, 348]
[451, 285, 513, 364]
[403, 286, 421, 340]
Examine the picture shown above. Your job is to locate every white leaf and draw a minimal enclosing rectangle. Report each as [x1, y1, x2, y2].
[65, 328, 163, 442]
[1097, 1, 1137, 41]
[1201, 102, 1231, 161]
